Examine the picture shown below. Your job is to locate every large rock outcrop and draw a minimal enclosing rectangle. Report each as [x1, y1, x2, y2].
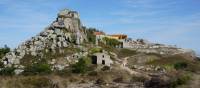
[1, 9, 87, 70]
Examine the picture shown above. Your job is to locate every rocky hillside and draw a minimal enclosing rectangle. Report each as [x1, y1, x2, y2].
[1, 9, 88, 71]
[0, 9, 200, 88]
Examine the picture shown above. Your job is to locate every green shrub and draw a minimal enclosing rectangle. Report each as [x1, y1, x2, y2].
[170, 74, 191, 88]
[103, 37, 121, 47]
[84, 27, 100, 44]
[174, 62, 188, 70]
[0, 62, 4, 68]
[0, 67, 15, 76]
[0, 45, 10, 59]
[72, 58, 88, 74]
[90, 47, 102, 54]
[23, 63, 52, 75]
[82, 57, 92, 65]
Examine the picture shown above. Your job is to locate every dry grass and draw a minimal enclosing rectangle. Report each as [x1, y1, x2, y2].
[0, 74, 85, 88]
[147, 55, 200, 73]
[0, 69, 131, 88]
[117, 48, 137, 58]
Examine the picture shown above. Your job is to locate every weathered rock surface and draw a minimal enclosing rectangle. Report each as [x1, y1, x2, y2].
[1, 9, 87, 73]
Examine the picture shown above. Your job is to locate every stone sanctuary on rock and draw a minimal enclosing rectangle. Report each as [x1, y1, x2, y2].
[1, 9, 87, 72]
[0, 9, 197, 76]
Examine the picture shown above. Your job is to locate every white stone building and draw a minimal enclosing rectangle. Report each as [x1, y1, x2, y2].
[91, 53, 113, 66]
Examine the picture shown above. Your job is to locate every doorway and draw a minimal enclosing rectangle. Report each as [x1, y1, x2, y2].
[102, 60, 105, 65]
[91, 56, 97, 64]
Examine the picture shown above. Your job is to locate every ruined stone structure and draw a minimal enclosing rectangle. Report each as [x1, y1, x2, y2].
[53, 9, 86, 44]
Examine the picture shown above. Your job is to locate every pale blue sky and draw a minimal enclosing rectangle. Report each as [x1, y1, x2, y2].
[0, 0, 200, 55]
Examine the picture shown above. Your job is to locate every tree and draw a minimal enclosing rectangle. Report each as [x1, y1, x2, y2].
[0, 45, 10, 59]
[85, 27, 103, 44]
[103, 37, 121, 47]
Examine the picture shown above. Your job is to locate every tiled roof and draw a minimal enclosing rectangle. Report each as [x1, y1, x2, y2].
[94, 32, 105, 35]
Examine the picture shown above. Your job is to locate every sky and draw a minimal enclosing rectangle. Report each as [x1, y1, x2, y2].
[0, 0, 200, 55]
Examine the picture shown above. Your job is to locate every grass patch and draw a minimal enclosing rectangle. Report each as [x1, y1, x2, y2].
[117, 48, 137, 58]
[89, 47, 102, 54]
[170, 72, 192, 88]
[99, 42, 118, 53]
[23, 63, 52, 75]
[147, 55, 200, 72]
[21, 76, 51, 88]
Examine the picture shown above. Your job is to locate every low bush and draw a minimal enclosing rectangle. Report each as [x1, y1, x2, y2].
[23, 63, 52, 75]
[174, 62, 188, 70]
[0, 62, 4, 68]
[170, 74, 191, 88]
[72, 58, 88, 74]
[0, 45, 10, 59]
[0, 67, 15, 76]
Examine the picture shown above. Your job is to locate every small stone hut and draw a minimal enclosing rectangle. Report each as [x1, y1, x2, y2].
[91, 53, 113, 66]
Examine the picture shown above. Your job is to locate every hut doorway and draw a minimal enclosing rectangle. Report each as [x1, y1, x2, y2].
[102, 60, 105, 65]
[91, 56, 97, 64]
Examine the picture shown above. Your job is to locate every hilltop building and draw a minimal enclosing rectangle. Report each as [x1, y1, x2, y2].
[52, 9, 86, 44]
[93, 32, 128, 48]
[93, 32, 106, 45]
[108, 34, 127, 40]
[58, 9, 79, 18]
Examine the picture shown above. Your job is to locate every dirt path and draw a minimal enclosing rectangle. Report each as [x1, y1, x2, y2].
[120, 57, 139, 75]
[189, 73, 200, 88]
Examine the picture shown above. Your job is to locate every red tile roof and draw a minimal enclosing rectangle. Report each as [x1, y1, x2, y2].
[93, 32, 105, 35]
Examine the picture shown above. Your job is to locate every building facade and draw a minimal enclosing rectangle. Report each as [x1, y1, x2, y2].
[91, 53, 113, 66]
